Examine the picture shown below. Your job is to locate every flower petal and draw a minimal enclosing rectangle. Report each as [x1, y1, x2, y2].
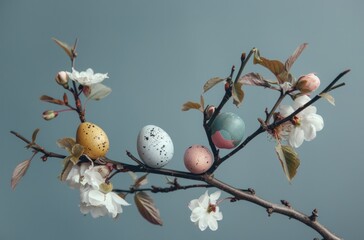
[190, 207, 204, 222]
[109, 192, 130, 206]
[302, 124, 316, 141]
[213, 207, 223, 221]
[289, 127, 304, 148]
[304, 114, 324, 132]
[199, 191, 209, 208]
[293, 95, 311, 109]
[198, 214, 209, 231]
[279, 105, 294, 117]
[188, 199, 200, 211]
[209, 191, 221, 204]
[88, 190, 105, 206]
[208, 217, 219, 231]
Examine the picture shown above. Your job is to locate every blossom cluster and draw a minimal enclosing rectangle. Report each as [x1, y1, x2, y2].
[66, 162, 130, 218]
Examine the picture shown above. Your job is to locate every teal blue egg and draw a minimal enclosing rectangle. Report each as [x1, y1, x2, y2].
[211, 112, 245, 149]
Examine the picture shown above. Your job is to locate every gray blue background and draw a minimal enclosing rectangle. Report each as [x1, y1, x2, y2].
[1, 1, 363, 239]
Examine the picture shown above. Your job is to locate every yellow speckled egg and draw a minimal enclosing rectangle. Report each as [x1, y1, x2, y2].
[76, 122, 109, 159]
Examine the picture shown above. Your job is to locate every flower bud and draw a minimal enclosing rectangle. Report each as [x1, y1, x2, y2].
[295, 73, 320, 94]
[55, 71, 69, 88]
[205, 105, 216, 120]
[42, 110, 58, 120]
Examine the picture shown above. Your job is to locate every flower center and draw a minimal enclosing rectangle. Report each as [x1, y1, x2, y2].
[207, 204, 216, 213]
[100, 182, 113, 193]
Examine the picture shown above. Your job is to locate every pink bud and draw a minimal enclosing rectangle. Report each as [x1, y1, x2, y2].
[55, 71, 69, 87]
[42, 110, 58, 120]
[296, 73, 320, 94]
[206, 106, 216, 120]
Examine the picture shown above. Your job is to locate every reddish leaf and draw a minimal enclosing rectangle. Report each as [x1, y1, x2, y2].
[237, 72, 271, 88]
[254, 50, 284, 76]
[11, 159, 31, 190]
[232, 82, 244, 107]
[253, 49, 290, 84]
[134, 174, 149, 188]
[134, 192, 163, 226]
[63, 93, 69, 105]
[40, 95, 65, 105]
[52, 37, 74, 60]
[285, 43, 308, 72]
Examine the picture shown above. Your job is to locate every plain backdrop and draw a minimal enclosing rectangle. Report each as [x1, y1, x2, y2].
[1, 1, 363, 239]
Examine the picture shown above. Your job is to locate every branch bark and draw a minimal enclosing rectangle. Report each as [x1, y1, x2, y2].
[10, 130, 342, 240]
[203, 175, 342, 240]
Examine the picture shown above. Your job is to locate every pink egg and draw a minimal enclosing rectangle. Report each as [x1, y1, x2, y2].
[184, 145, 213, 174]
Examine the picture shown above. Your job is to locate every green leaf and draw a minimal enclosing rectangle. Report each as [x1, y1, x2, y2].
[59, 159, 74, 182]
[26, 128, 40, 149]
[203, 77, 226, 93]
[275, 144, 300, 182]
[31, 128, 40, 143]
[57, 138, 76, 153]
[40, 95, 65, 105]
[181, 101, 202, 112]
[285, 43, 308, 72]
[232, 81, 244, 107]
[11, 159, 31, 190]
[319, 92, 335, 106]
[52, 37, 74, 60]
[134, 192, 163, 226]
[70, 144, 84, 164]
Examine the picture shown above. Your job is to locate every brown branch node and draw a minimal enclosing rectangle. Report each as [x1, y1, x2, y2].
[310, 208, 319, 221]
[280, 200, 291, 208]
[267, 207, 274, 217]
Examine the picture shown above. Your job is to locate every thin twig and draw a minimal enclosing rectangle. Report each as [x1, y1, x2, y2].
[11, 128, 342, 239]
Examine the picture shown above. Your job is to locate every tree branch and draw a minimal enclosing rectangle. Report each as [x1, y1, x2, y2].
[10, 130, 342, 239]
[203, 175, 342, 240]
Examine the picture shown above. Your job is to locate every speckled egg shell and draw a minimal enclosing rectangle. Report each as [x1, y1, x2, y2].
[211, 112, 245, 149]
[76, 122, 110, 159]
[137, 125, 174, 168]
[184, 145, 213, 174]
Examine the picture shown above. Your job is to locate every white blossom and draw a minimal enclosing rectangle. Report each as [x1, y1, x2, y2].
[279, 95, 324, 148]
[65, 163, 130, 218]
[188, 190, 223, 231]
[66, 68, 108, 86]
[80, 185, 130, 218]
[65, 162, 90, 189]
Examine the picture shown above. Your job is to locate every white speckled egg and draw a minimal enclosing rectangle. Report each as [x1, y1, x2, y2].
[184, 145, 213, 174]
[137, 125, 174, 168]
